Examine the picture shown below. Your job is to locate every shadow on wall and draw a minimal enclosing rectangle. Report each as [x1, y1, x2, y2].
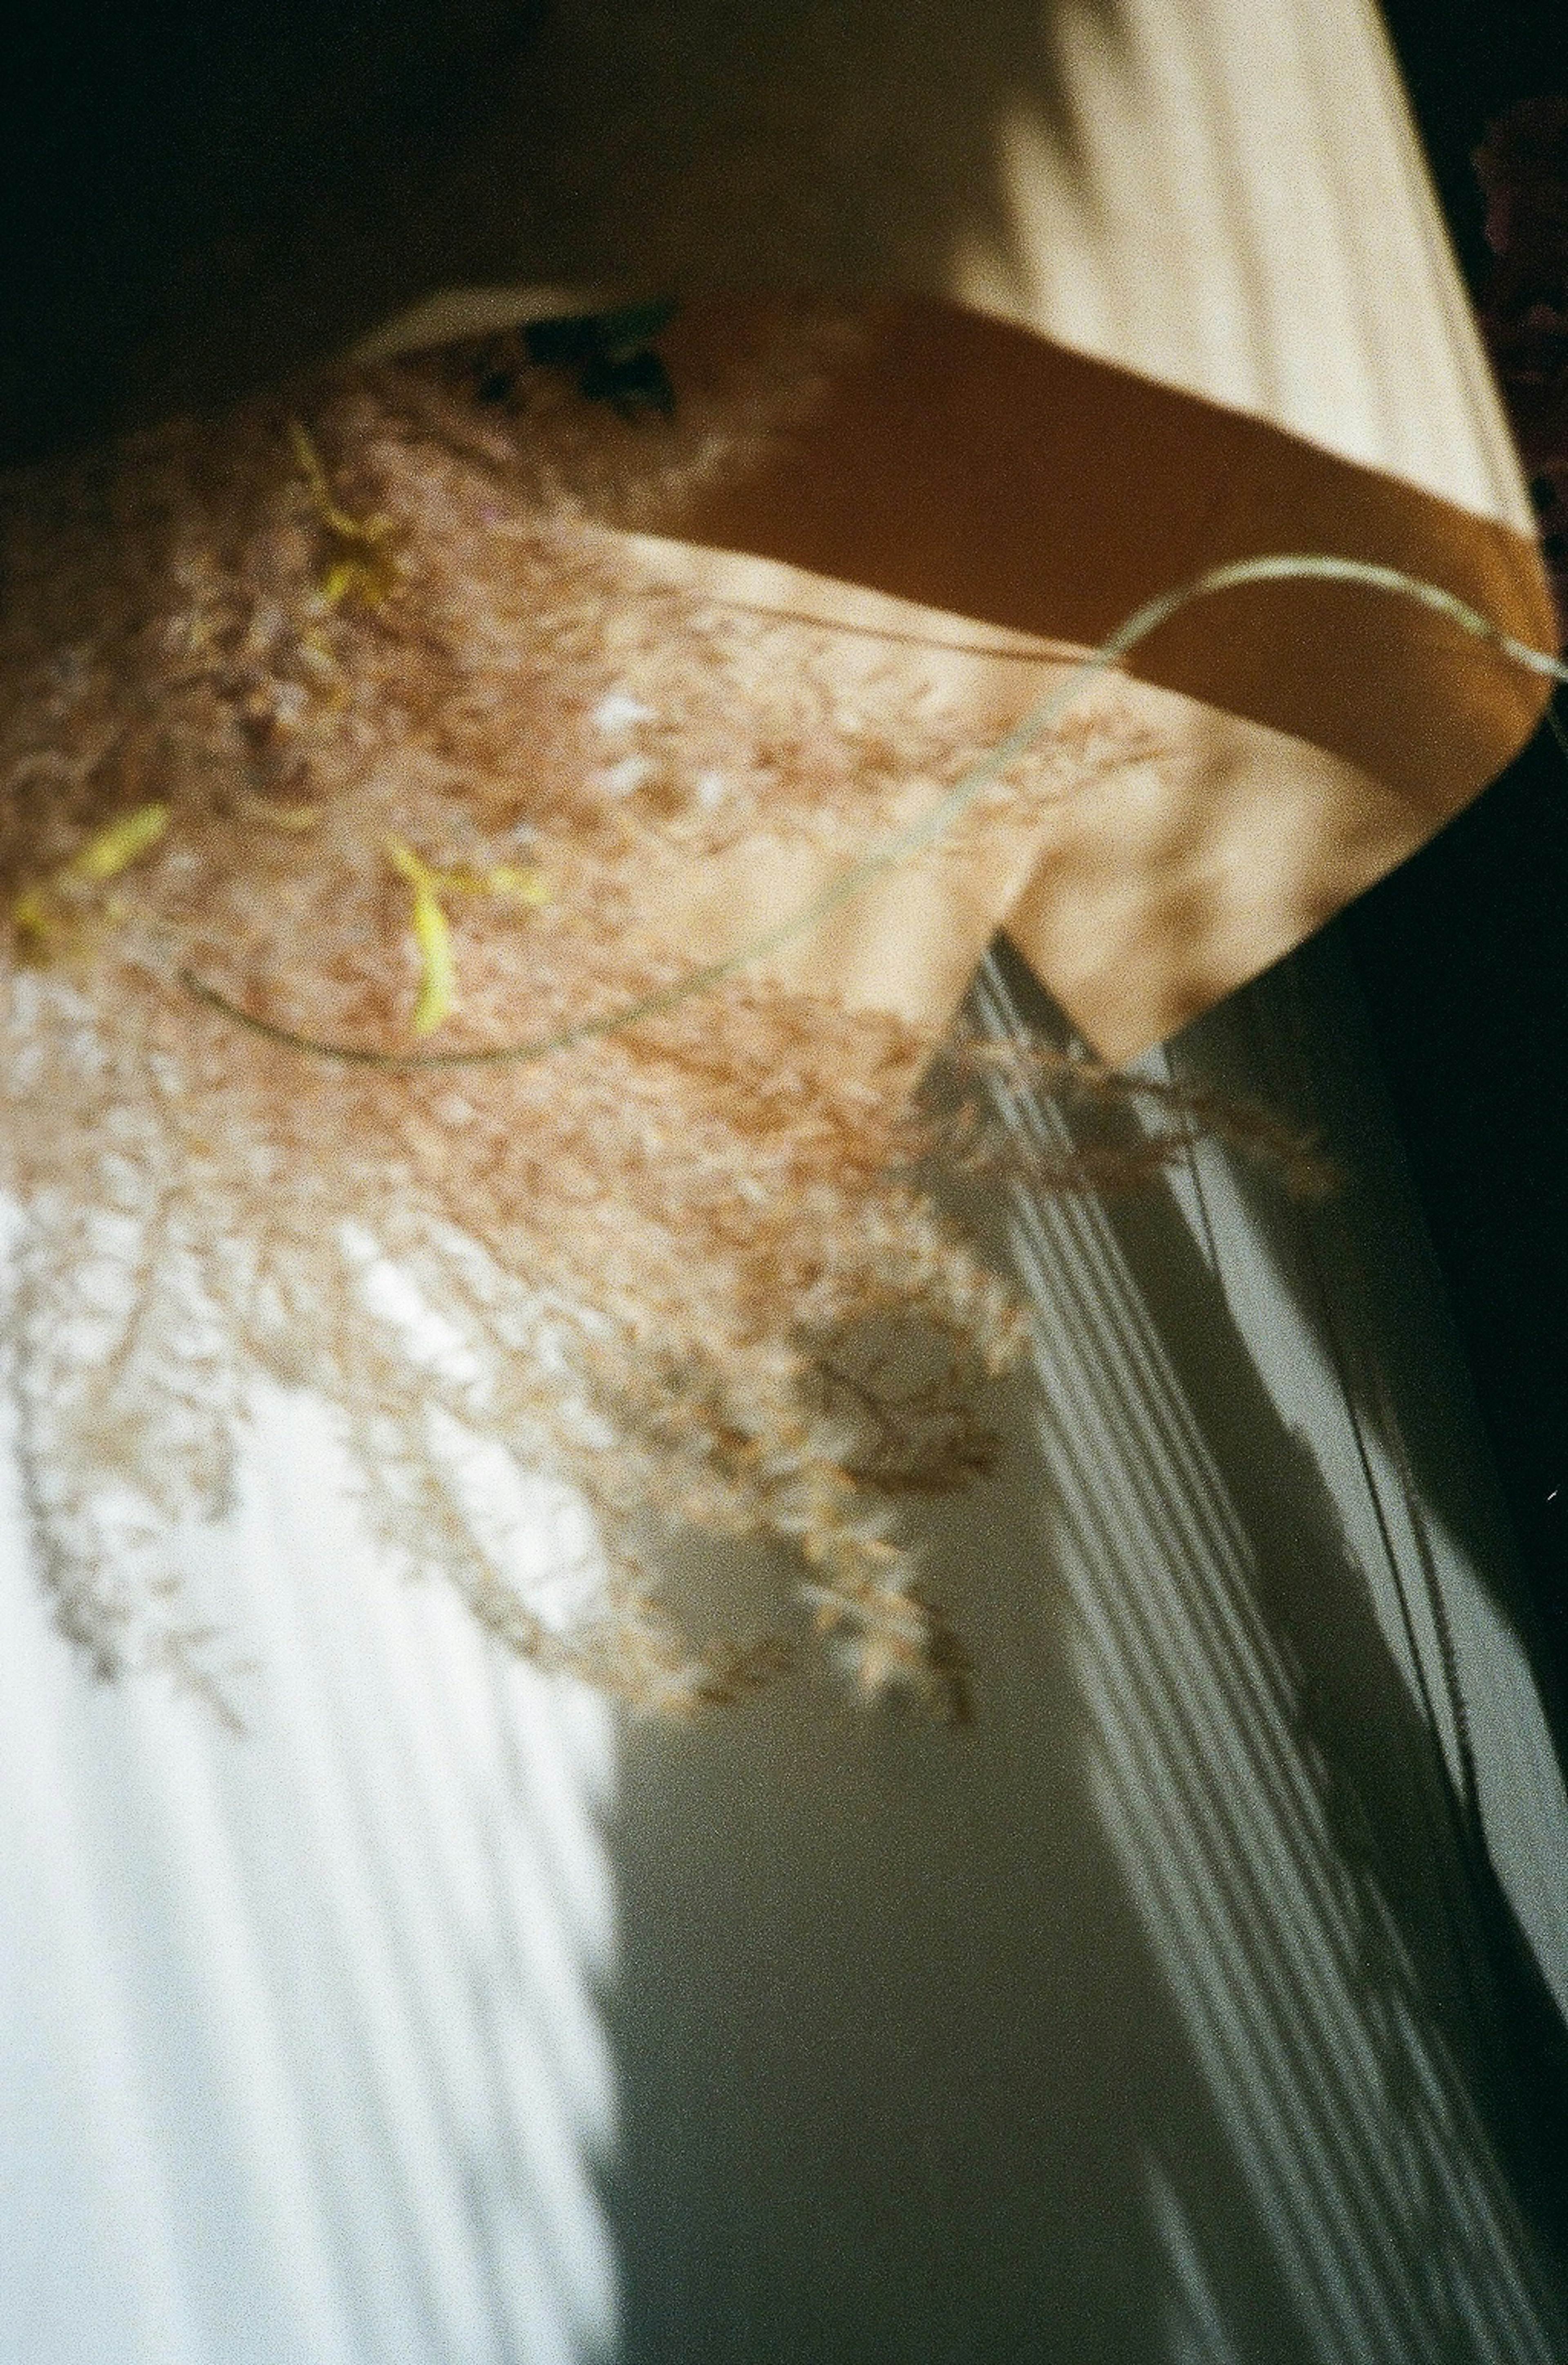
[0, 0, 1116, 461]
[599, 944, 1568, 2363]
[1156, 921, 1568, 1820]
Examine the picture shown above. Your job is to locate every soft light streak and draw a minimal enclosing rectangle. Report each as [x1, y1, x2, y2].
[0, 1363, 621, 2365]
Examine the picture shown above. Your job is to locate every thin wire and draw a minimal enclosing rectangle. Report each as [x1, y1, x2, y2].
[183, 553, 1568, 1071]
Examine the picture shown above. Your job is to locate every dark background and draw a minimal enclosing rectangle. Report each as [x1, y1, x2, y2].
[1345, 0, 1568, 1682]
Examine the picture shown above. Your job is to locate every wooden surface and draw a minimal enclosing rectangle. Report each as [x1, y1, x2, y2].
[3, 939, 1566, 2363]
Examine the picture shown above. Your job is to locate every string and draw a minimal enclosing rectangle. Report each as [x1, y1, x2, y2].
[183, 552, 1568, 1070]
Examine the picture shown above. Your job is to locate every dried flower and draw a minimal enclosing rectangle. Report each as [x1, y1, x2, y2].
[0, 301, 1313, 1721]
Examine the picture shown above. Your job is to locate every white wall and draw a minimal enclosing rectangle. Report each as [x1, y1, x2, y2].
[2, 936, 1565, 2363]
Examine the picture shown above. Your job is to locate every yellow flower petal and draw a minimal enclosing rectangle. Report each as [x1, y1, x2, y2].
[11, 886, 56, 954]
[69, 803, 169, 882]
[386, 838, 456, 1035]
